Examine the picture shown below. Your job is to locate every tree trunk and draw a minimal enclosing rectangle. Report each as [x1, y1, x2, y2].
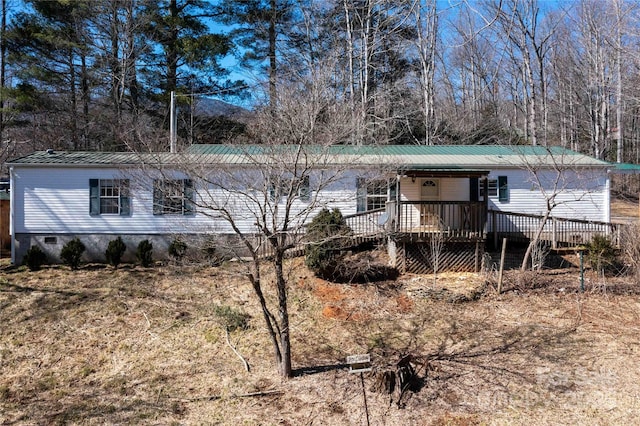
[521, 209, 552, 271]
[268, 0, 277, 109]
[248, 258, 284, 373]
[274, 251, 292, 378]
[167, 0, 179, 94]
[615, 0, 623, 163]
[0, 0, 6, 143]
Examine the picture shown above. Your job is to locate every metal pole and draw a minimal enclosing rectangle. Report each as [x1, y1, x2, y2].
[579, 250, 584, 292]
[360, 372, 370, 426]
[169, 91, 176, 153]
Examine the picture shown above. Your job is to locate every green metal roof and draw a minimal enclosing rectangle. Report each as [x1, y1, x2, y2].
[7, 144, 610, 169]
[188, 143, 585, 156]
[608, 162, 640, 173]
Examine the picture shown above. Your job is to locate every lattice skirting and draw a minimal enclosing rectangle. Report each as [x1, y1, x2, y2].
[393, 240, 484, 274]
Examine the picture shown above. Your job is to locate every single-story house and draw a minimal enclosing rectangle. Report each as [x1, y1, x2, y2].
[7, 144, 613, 271]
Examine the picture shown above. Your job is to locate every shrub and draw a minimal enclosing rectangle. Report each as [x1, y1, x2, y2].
[586, 234, 620, 274]
[136, 239, 153, 267]
[213, 304, 250, 331]
[168, 238, 187, 261]
[202, 238, 228, 266]
[329, 252, 399, 283]
[24, 245, 47, 271]
[305, 208, 352, 278]
[60, 238, 86, 269]
[621, 223, 640, 278]
[105, 237, 127, 268]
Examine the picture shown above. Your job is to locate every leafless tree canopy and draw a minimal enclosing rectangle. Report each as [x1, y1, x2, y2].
[3, 0, 640, 176]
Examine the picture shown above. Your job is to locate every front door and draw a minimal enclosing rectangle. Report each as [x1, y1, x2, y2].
[420, 179, 440, 227]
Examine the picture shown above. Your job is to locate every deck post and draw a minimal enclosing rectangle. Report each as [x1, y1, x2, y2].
[552, 217, 557, 249]
[497, 238, 507, 294]
[492, 210, 498, 248]
[474, 240, 480, 272]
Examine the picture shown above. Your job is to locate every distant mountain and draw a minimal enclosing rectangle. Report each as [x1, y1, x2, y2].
[192, 98, 250, 118]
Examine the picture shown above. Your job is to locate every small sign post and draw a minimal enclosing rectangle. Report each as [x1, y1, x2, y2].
[346, 354, 372, 373]
[347, 354, 371, 426]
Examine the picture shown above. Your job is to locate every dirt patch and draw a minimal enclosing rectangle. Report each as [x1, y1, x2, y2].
[2, 261, 640, 425]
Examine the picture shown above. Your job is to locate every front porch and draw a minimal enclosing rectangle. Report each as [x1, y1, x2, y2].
[383, 200, 487, 273]
[390, 200, 487, 242]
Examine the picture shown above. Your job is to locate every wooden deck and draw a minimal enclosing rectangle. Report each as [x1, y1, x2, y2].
[393, 201, 486, 242]
[255, 204, 625, 266]
[488, 210, 623, 249]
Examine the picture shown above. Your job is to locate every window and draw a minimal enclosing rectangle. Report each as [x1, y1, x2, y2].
[357, 178, 389, 212]
[90, 179, 130, 216]
[479, 176, 508, 201]
[480, 179, 498, 198]
[299, 176, 310, 202]
[153, 179, 194, 215]
[421, 179, 440, 199]
[269, 175, 310, 202]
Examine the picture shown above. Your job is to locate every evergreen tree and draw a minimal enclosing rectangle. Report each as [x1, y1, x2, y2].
[214, 0, 295, 107]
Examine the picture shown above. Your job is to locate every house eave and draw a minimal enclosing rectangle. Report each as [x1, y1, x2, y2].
[402, 168, 490, 178]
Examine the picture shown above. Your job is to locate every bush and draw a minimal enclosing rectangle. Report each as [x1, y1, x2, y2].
[105, 237, 127, 268]
[621, 223, 640, 278]
[305, 208, 352, 277]
[168, 238, 187, 261]
[213, 304, 251, 331]
[329, 252, 399, 283]
[24, 245, 47, 271]
[136, 239, 153, 267]
[60, 238, 86, 269]
[586, 234, 620, 274]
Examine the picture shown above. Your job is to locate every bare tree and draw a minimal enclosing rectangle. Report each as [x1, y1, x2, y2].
[516, 147, 606, 271]
[413, 0, 438, 145]
[154, 67, 377, 378]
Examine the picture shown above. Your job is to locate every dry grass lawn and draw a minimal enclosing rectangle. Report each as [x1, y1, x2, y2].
[1, 259, 640, 425]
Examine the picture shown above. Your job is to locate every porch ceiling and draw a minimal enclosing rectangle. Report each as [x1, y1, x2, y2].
[403, 169, 489, 178]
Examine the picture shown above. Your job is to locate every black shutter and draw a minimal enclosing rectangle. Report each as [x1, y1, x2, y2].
[89, 179, 100, 215]
[498, 176, 509, 202]
[153, 180, 163, 215]
[299, 175, 310, 202]
[183, 179, 195, 215]
[120, 180, 130, 216]
[469, 177, 479, 202]
[356, 177, 366, 212]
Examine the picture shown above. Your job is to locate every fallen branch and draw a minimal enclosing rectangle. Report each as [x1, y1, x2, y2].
[226, 327, 250, 372]
[178, 389, 283, 402]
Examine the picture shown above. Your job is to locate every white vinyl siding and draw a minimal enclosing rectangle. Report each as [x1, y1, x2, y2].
[11, 165, 610, 238]
[399, 177, 469, 202]
[486, 169, 608, 222]
[13, 167, 362, 236]
[398, 171, 608, 223]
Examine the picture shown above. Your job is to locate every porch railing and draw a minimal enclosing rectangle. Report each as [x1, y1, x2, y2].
[255, 208, 388, 259]
[395, 201, 486, 240]
[488, 209, 623, 248]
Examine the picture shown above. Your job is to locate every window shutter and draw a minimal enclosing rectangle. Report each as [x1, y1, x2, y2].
[299, 175, 310, 202]
[89, 179, 100, 215]
[356, 177, 366, 212]
[268, 178, 276, 202]
[120, 180, 130, 216]
[498, 176, 509, 202]
[183, 179, 195, 215]
[389, 179, 397, 200]
[153, 180, 163, 215]
[469, 177, 479, 202]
